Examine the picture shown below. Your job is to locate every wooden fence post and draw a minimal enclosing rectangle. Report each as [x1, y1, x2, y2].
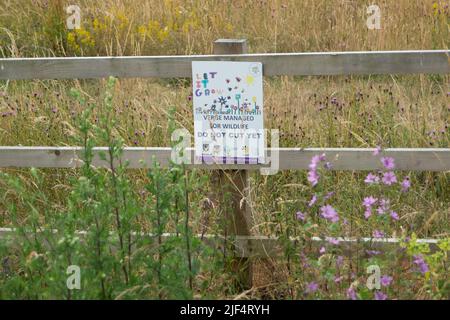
[213, 39, 254, 290]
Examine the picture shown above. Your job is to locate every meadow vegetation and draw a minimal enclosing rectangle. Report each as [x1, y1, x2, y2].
[0, 0, 448, 299]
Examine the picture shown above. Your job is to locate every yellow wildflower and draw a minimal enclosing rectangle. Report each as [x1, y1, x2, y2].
[157, 27, 170, 42]
[137, 25, 147, 37]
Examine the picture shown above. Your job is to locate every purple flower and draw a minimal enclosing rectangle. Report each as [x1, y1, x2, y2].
[380, 198, 390, 209]
[307, 170, 319, 186]
[401, 177, 411, 192]
[347, 287, 357, 300]
[324, 191, 335, 200]
[377, 198, 390, 215]
[373, 146, 382, 156]
[324, 162, 332, 170]
[413, 255, 429, 274]
[382, 171, 397, 185]
[373, 230, 385, 238]
[334, 276, 344, 283]
[366, 250, 381, 256]
[320, 205, 339, 223]
[296, 211, 306, 221]
[319, 246, 326, 254]
[363, 196, 378, 208]
[364, 173, 380, 184]
[390, 210, 399, 220]
[381, 157, 395, 170]
[326, 237, 340, 245]
[305, 282, 319, 293]
[364, 208, 372, 219]
[374, 291, 387, 300]
[308, 194, 317, 207]
[309, 154, 323, 168]
[309, 153, 326, 170]
[309, 161, 318, 170]
[380, 275, 393, 287]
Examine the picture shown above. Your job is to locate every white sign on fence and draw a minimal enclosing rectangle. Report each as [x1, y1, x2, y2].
[192, 61, 265, 164]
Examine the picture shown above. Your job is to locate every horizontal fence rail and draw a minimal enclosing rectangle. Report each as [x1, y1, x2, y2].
[0, 147, 449, 171]
[1, 50, 449, 80]
[0, 228, 440, 258]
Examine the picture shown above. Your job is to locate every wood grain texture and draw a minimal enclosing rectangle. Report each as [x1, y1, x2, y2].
[1, 50, 449, 80]
[0, 147, 449, 171]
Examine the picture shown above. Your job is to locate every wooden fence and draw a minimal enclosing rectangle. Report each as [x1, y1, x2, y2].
[0, 147, 449, 171]
[0, 39, 449, 287]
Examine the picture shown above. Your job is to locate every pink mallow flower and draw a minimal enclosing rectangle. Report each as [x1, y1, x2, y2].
[380, 198, 390, 209]
[326, 237, 340, 245]
[307, 170, 319, 187]
[413, 255, 429, 274]
[320, 205, 339, 223]
[401, 177, 411, 192]
[363, 196, 377, 208]
[309, 153, 326, 170]
[374, 291, 388, 300]
[373, 230, 385, 238]
[373, 146, 382, 156]
[347, 287, 357, 300]
[324, 162, 332, 170]
[366, 250, 381, 256]
[364, 173, 380, 184]
[381, 157, 395, 170]
[305, 282, 319, 294]
[390, 210, 399, 221]
[324, 191, 335, 200]
[380, 275, 393, 287]
[382, 171, 397, 185]
[377, 198, 390, 215]
[308, 194, 317, 207]
[296, 211, 306, 221]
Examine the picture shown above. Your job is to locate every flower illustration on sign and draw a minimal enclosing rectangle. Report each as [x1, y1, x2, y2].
[235, 93, 241, 107]
[246, 75, 255, 85]
[249, 63, 261, 76]
[191, 61, 264, 164]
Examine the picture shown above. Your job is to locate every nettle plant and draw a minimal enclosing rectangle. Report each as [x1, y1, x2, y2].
[292, 150, 449, 300]
[0, 77, 223, 299]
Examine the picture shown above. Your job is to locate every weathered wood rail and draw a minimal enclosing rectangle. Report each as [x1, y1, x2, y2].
[0, 228, 438, 258]
[1, 50, 449, 79]
[1, 39, 449, 288]
[0, 228, 439, 258]
[0, 146, 449, 171]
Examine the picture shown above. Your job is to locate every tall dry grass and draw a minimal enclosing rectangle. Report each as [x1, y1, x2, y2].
[0, 0, 448, 299]
[0, 0, 448, 57]
[0, 0, 449, 235]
